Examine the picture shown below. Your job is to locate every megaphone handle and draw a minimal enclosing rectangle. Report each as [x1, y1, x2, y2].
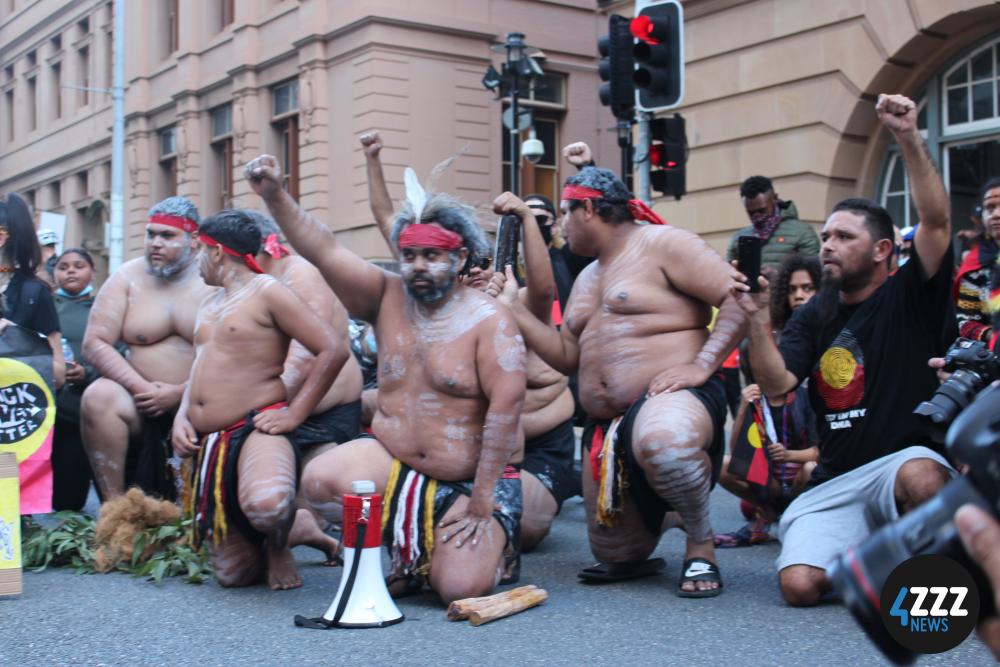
[331, 520, 368, 625]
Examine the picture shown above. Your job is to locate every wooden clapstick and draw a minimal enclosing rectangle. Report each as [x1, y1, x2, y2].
[468, 587, 547, 626]
[446, 584, 539, 621]
[445, 585, 547, 625]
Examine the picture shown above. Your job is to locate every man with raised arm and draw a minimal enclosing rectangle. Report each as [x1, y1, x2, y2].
[171, 209, 347, 590]
[244, 154, 527, 604]
[495, 165, 746, 597]
[733, 94, 955, 607]
[81, 197, 215, 500]
[247, 211, 363, 560]
[360, 131, 575, 549]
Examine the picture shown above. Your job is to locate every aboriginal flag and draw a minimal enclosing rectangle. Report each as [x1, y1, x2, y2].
[0, 325, 55, 514]
[729, 400, 775, 487]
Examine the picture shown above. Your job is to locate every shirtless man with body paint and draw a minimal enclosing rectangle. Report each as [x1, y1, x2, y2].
[493, 160, 748, 596]
[360, 131, 573, 550]
[247, 210, 363, 560]
[81, 197, 216, 500]
[245, 153, 527, 604]
[171, 209, 348, 590]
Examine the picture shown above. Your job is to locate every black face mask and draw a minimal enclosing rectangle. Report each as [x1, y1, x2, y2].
[539, 223, 553, 246]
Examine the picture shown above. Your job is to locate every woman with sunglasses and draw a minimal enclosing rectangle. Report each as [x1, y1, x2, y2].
[0, 193, 65, 389]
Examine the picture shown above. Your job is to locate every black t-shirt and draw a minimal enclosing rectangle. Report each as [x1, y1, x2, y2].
[0, 272, 59, 336]
[549, 245, 594, 310]
[778, 246, 953, 485]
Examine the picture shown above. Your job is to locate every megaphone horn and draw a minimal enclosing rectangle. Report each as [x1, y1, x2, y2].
[294, 480, 404, 629]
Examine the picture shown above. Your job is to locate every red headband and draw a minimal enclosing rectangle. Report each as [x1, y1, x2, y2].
[264, 233, 290, 259]
[560, 185, 668, 226]
[149, 213, 199, 234]
[199, 234, 265, 274]
[398, 224, 463, 251]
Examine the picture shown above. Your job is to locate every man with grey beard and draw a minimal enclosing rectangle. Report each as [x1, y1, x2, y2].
[245, 154, 527, 605]
[81, 196, 216, 500]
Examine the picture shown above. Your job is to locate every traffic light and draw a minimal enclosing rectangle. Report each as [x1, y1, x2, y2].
[598, 14, 635, 121]
[631, 0, 684, 112]
[649, 114, 686, 200]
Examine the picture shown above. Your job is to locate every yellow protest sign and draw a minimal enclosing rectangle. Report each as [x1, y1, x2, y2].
[0, 452, 21, 596]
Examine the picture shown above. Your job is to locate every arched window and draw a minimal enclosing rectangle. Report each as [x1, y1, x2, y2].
[878, 36, 1000, 241]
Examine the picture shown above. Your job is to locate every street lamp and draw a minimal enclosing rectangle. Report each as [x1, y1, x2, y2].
[484, 32, 543, 196]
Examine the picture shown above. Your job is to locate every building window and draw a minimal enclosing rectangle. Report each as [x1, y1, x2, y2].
[272, 80, 299, 200]
[77, 170, 89, 199]
[50, 61, 61, 120]
[50, 34, 62, 52]
[3, 89, 12, 141]
[26, 50, 36, 68]
[77, 46, 89, 107]
[26, 76, 36, 131]
[499, 71, 567, 199]
[50, 180, 61, 207]
[77, 16, 90, 37]
[105, 28, 113, 88]
[880, 36, 1000, 241]
[272, 79, 298, 116]
[211, 104, 233, 211]
[24, 189, 35, 210]
[944, 40, 1000, 130]
[879, 153, 919, 230]
[502, 116, 560, 201]
[160, 126, 176, 157]
[163, 0, 179, 58]
[275, 116, 299, 200]
[220, 0, 234, 28]
[159, 127, 177, 198]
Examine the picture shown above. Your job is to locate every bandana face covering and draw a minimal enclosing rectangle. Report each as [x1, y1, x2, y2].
[750, 205, 782, 241]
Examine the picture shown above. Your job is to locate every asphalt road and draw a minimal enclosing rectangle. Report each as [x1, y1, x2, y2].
[1, 486, 994, 666]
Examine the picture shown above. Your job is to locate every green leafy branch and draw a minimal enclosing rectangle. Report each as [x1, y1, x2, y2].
[21, 512, 210, 584]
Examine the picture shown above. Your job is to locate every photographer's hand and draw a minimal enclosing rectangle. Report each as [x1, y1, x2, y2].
[928, 356, 951, 384]
[956, 504, 1000, 660]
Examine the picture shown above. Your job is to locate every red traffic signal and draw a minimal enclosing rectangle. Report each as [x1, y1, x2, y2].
[632, 0, 684, 112]
[648, 114, 686, 200]
[630, 14, 669, 44]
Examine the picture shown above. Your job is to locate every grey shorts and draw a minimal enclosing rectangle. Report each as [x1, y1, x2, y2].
[775, 446, 954, 572]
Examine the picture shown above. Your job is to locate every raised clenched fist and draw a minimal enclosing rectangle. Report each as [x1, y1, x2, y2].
[876, 94, 918, 136]
[492, 191, 529, 219]
[359, 131, 383, 158]
[244, 155, 283, 200]
[562, 141, 594, 168]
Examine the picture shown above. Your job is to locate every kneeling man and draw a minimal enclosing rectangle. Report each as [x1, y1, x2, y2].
[246, 154, 527, 604]
[172, 210, 348, 590]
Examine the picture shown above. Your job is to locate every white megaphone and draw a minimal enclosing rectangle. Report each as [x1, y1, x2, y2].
[294, 480, 404, 629]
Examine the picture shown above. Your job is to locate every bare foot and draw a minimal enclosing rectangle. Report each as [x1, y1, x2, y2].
[266, 545, 303, 590]
[288, 508, 341, 565]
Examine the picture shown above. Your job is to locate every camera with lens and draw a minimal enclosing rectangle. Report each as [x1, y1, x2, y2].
[913, 338, 1000, 445]
[829, 377, 1000, 664]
